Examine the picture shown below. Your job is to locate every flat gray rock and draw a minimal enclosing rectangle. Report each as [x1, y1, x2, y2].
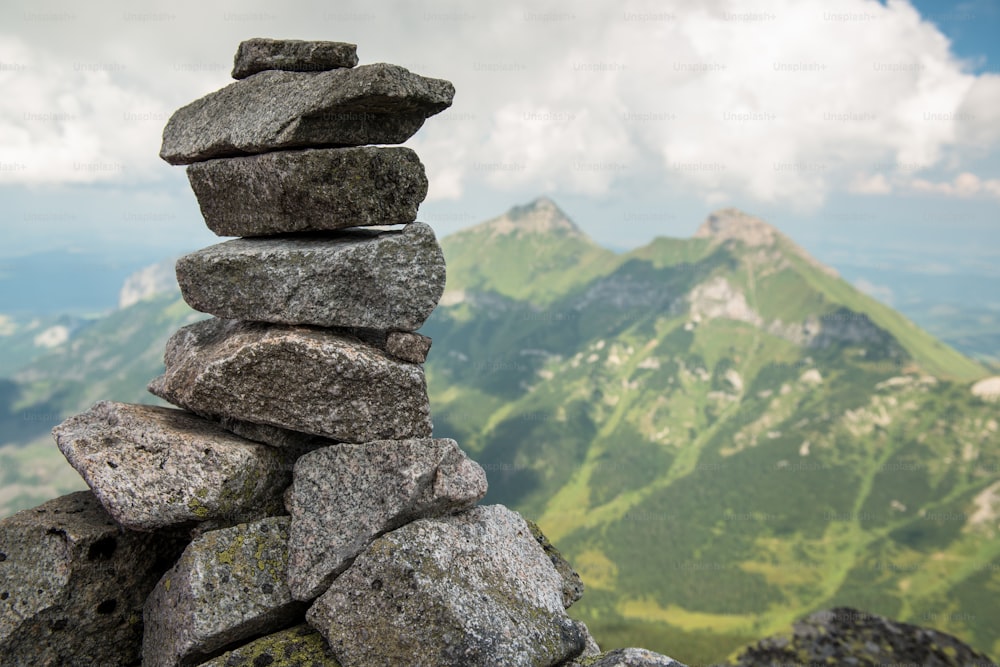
[176, 223, 445, 331]
[233, 38, 358, 79]
[567, 648, 688, 667]
[0, 492, 187, 666]
[143, 517, 306, 667]
[307, 505, 589, 667]
[197, 624, 341, 666]
[186, 147, 427, 236]
[53, 401, 294, 531]
[287, 438, 486, 601]
[386, 331, 432, 364]
[149, 318, 432, 443]
[160, 63, 454, 164]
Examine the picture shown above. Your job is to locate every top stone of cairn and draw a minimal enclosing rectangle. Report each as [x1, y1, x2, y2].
[160, 63, 454, 165]
[232, 38, 359, 79]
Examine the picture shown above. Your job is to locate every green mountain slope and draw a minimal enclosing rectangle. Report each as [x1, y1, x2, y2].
[423, 202, 998, 663]
[0, 199, 996, 665]
[441, 196, 619, 306]
[0, 293, 207, 515]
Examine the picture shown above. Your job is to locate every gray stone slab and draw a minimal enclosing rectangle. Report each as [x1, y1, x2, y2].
[53, 401, 294, 531]
[0, 492, 187, 666]
[149, 318, 432, 443]
[307, 505, 589, 667]
[143, 517, 306, 667]
[287, 438, 486, 600]
[176, 223, 445, 331]
[233, 38, 358, 79]
[185, 147, 427, 236]
[160, 63, 454, 164]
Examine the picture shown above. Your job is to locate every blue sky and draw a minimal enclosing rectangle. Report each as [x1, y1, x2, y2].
[0, 0, 997, 280]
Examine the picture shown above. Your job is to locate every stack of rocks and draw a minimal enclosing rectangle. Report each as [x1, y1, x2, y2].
[0, 38, 685, 667]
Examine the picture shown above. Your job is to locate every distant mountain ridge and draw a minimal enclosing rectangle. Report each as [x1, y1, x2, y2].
[424, 197, 998, 662]
[0, 197, 997, 665]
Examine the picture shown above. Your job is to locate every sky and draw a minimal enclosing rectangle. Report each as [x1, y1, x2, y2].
[0, 0, 998, 276]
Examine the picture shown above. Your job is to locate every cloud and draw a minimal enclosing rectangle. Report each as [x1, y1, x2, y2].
[854, 278, 894, 305]
[909, 171, 1000, 198]
[0, 35, 171, 185]
[0, 0, 997, 211]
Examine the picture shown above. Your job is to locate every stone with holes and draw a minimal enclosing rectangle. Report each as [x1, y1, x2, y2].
[287, 438, 487, 601]
[53, 401, 296, 531]
[143, 517, 305, 667]
[307, 505, 590, 667]
[196, 624, 342, 666]
[0, 492, 187, 666]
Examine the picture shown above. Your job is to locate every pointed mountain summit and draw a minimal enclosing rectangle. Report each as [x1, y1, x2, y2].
[480, 196, 584, 239]
[441, 197, 615, 305]
[695, 207, 838, 277]
[694, 207, 781, 247]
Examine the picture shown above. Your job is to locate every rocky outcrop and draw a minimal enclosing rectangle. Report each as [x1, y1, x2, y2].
[0, 492, 187, 665]
[176, 223, 445, 330]
[720, 607, 997, 667]
[307, 505, 590, 667]
[186, 147, 427, 236]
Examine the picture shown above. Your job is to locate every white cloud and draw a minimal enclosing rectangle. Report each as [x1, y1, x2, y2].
[849, 173, 893, 195]
[909, 171, 1000, 198]
[0, 36, 171, 184]
[0, 0, 997, 211]
[854, 278, 894, 305]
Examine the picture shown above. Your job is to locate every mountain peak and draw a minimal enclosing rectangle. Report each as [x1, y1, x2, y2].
[694, 207, 840, 278]
[482, 197, 584, 238]
[694, 208, 781, 247]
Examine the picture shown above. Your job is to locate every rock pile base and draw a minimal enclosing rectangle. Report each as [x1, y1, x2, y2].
[0, 37, 686, 667]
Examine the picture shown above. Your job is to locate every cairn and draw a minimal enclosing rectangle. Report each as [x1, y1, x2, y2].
[0, 39, 685, 667]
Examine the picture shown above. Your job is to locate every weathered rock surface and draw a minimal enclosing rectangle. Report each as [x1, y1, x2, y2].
[149, 318, 432, 443]
[176, 223, 445, 331]
[160, 63, 455, 164]
[386, 331, 433, 363]
[0, 492, 187, 666]
[143, 517, 306, 667]
[198, 624, 341, 666]
[186, 147, 427, 236]
[526, 518, 584, 608]
[569, 648, 688, 667]
[210, 415, 341, 450]
[307, 505, 589, 667]
[233, 38, 358, 79]
[53, 401, 294, 531]
[287, 438, 486, 600]
[720, 607, 997, 667]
